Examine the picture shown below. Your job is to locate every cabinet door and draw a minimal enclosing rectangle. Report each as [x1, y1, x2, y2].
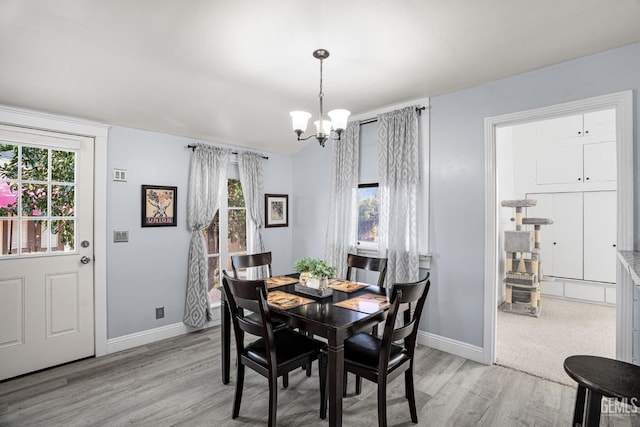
[583, 109, 616, 140]
[551, 192, 583, 279]
[536, 144, 582, 184]
[537, 114, 583, 140]
[583, 191, 616, 283]
[526, 193, 554, 276]
[583, 141, 616, 183]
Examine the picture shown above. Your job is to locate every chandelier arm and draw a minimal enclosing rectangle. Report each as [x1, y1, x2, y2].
[296, 133, 317, 141]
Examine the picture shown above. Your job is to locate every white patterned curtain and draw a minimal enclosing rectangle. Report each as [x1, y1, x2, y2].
[378, 106, 420, 285]
[324, 121, 360, 278]
[238, 151, 265, 266]
[183, 144, 231, 328]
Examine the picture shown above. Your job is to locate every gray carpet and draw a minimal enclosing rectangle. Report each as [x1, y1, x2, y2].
[497, 296, 615, 386]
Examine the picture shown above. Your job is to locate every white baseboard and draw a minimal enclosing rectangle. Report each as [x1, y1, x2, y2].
[106, 310, 221, 355]
[417, 330, 486, 364]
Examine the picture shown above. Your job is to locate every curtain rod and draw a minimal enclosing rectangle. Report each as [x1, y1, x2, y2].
[359, 106, 426, 125]
[186, 144, 268, 159]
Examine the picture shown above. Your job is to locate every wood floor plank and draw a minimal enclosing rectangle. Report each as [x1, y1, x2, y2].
[1, 326, 639, 426]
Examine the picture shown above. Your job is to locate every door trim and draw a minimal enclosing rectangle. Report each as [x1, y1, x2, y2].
[483, 90, 634, 364]
[0, 104, 109, 357]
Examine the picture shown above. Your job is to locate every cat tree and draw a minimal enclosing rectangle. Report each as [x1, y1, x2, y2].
[501, 199, 553, 317]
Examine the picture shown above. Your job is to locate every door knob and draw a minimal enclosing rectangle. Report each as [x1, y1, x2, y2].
[80, 256, 91, 264]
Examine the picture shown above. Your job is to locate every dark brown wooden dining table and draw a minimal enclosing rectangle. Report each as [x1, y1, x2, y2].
[220, 276, 390, 427]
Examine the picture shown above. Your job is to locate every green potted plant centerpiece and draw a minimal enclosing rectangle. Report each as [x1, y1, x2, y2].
[307, 259, 336, 290]
[294, 257, 336, 293]
[294, 256, 315, 286]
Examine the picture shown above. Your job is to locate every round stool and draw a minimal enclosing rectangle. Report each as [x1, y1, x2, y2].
[564, 355, 640, 426]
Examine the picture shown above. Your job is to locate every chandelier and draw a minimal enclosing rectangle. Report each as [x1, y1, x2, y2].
[290, 49, 350, 147]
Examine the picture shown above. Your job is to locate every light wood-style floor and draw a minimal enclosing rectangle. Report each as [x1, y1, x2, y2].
[1, 326, 638, 427]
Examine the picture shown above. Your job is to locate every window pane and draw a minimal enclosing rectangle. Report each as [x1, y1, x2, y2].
[50, 219, 75, 253]
[51, 185, 75, 217]
[228, 209, 246, 252]
[22, 146, 48, 181]
[22, 183, 47, 216]
[358, 186, 379, 243]
[228, 179, 245, 208]
[20, 219, 48, 253]
[0, 219, 18, 255]
[207, 256, 221, 302]
[0, 144, 18, 179]
[51, 150, 75, 183]
[0, 181, 18, 216]
[205, 210, 220, 255]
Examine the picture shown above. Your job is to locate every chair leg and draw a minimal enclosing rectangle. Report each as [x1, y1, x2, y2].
[377, 379, 388, 427]
[283, 372, 289, 388]
[232, 363, 245, 419]
[319, 353, 328, 419]
[356, 375, 362, 394]
[405, 366, 418, 423]
[306, 356, 313, 377]
[268, 372, 278, 427]
[343, 372, 348, 396]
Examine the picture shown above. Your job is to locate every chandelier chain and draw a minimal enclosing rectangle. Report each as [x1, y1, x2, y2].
[319, 57, 324, 118]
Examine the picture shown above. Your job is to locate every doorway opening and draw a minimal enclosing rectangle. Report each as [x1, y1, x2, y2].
[482, 91, 634, 378]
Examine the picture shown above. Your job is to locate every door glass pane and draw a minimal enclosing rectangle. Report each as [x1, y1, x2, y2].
[0, 144, 18, 179]
[228, 209, 246, 252]
[50, 219, 75, 253]
[51, 185, 75, 217]
[228, 179, 245, 208]
[207, 256, 221, 302]
[21, 146, 48, 181]
[0, 181, 18, 216]
[205, 211, 220, 255]
[0, 219, 18, 255]
[22, 184, 47, 216]
[20, 219, 48, 253]
[51, 150, 75, 183]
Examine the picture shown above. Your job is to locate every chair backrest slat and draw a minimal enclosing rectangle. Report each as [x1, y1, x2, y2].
[346, 253, 388, 287]
[231, 252, 273, 279]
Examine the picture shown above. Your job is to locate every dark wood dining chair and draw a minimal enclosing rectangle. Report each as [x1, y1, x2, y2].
[231, 251, 273, 279]
[321, 276, 431, 427]
[346, 253, 387, 287]
[222, 271, 326, 427]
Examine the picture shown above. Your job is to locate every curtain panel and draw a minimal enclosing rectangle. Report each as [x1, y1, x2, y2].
[183, 144, 231, 328]
[324, 122, 360, 279]
[378, 106, 420, 285]
[238, 151, 266, 276]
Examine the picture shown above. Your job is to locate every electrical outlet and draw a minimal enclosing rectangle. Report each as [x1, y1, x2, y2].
[155, 306, 164, 319]
[113, 230, 129, 243]
[113, 168, 127, 181]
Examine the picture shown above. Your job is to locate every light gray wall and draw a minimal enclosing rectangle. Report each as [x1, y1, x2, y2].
[291, 42, 640, 348]
[428, 42, 639, 347]
[107, 126, 293, 338]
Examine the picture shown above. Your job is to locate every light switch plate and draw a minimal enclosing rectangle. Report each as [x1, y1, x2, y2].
[113, 230, 129, 243]
[113, 169, 127, 181]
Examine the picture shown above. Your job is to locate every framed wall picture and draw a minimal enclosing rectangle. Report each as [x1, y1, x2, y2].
[141, 185, 177, 227]
[265, 194, 288, 228]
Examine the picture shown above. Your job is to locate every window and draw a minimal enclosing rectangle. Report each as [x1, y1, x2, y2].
[357, 183, 379, 244]
[0, 143, 77, 256]
[204, 178, 247, 303]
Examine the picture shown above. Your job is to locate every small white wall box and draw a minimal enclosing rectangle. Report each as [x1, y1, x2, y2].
[113, 169, 127, 181]
[504, 231, 534, 253]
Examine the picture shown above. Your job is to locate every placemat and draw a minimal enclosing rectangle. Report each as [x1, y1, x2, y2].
[328, 279, 369, 293]
[267, 291, 314, 310]
[266, 276, 298, 289]
[334, 293, 390, 314]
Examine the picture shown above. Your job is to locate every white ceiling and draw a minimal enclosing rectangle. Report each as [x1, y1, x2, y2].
[1, 1, 639, 155]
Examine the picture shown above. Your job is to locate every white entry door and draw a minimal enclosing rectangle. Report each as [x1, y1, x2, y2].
[0, 125, 94, 381]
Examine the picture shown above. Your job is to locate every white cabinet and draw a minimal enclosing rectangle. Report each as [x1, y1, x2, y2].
[527, 191, 616, 284]
[584, 191, 617, 283]
[535, 109, 616, 186]
[536, 109, 615, 141]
